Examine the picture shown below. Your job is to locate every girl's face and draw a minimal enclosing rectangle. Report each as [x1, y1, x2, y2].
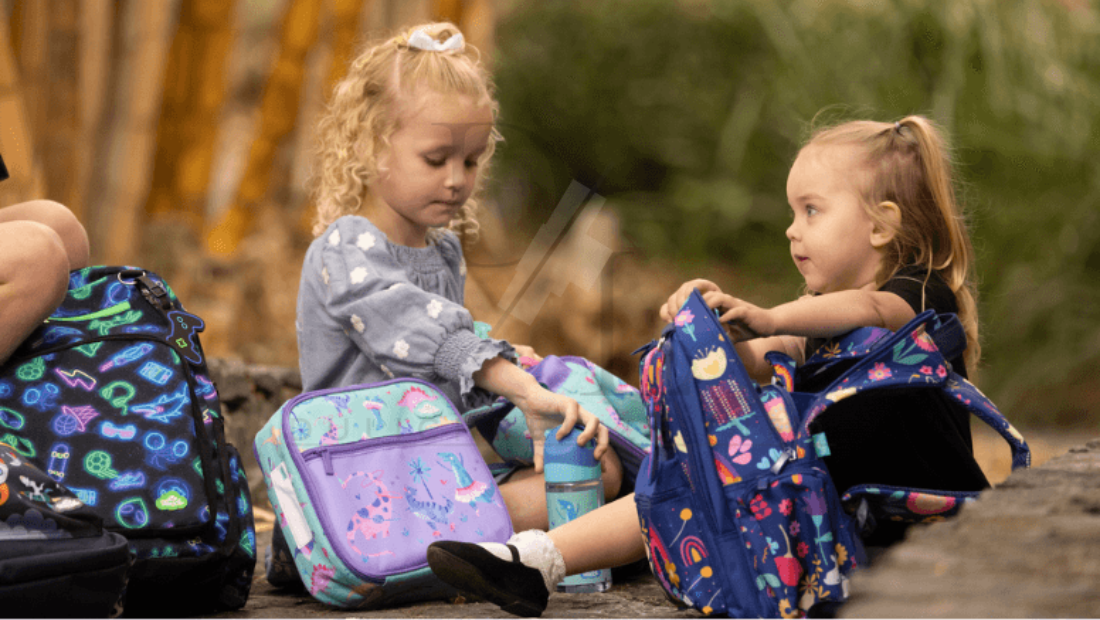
[785, 143, 884, 294]
[368, 91, 494, 246]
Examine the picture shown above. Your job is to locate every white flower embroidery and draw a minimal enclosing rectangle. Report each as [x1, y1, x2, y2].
[350, 315, 365, 333]
[357, 232, 376, 251]
[350, 266, 368, 284]
[328, 229, 341, 245]
[321, 267, 330, 285]
[380, 364, 395, 378]
[426, 299, 444, 319]
[393, 339, 410, 359]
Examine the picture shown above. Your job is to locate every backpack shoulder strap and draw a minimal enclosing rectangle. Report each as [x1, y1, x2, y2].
[945, 376, 1031, 471]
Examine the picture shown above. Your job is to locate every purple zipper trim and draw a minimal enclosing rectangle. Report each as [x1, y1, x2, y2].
[302, 422, 461, 476]
[301, 422, 470, 581]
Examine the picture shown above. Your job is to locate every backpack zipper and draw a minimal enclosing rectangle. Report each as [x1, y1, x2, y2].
[44, 301, 132, 323]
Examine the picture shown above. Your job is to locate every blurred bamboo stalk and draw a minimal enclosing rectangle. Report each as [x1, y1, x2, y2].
[292, 0, 370, 236]
[0, 4, 41, 206]
[431, 0, 494, 57]
[78, 0, 113, 226]
[144, 0, 235, 235]
[84, 0, 179, 264]
[205, 0, 323, 257]
[432, 0, 464, 24]
[326, 0, 370, 90]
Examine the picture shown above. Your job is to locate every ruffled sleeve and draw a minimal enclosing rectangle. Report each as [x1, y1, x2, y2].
[319, 218, 513, 407]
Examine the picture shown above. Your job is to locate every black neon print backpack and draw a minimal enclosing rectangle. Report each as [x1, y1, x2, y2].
[0, 265, 255, 614]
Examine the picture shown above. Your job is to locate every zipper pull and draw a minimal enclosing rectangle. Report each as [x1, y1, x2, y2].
[770, 447, 798, 475]
[135, 274, 173, 312]
[322, 450, 334, 476]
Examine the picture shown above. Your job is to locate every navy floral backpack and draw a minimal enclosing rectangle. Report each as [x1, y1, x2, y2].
[0, 266, 256, 614]
[634, 289, 1029, 617]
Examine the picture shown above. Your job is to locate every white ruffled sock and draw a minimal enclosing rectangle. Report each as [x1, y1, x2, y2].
[479, 530, 566, 593]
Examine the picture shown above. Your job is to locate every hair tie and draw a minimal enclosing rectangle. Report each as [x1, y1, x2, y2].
[407, 28, 465, 52]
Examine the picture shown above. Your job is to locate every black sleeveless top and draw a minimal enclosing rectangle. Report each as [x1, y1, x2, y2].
[804, 265, 968, 378]
[803, 265, 988, 541]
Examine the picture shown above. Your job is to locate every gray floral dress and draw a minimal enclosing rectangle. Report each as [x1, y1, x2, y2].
[296, 215, 514, 412]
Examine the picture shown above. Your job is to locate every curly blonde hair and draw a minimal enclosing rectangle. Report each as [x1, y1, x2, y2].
[311, 22, 500, 244]
[805, 115, 981, 371]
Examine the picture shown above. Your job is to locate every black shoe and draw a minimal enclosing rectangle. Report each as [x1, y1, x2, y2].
[427, 540, 549, 617]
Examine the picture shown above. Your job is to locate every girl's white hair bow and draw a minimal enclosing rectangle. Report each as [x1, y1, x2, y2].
[408, 28, 465, 52]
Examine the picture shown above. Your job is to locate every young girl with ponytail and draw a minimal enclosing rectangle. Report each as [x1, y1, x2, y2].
[427, 114, 990, 616]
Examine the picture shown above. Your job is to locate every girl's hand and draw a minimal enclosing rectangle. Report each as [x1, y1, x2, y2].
[511, 384, 610, 473]
[702, 291, 777, 342]
[660, 279, 723, 322]
[511, 344, 543, 364]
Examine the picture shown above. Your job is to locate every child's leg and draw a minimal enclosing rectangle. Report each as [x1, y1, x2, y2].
[548, 492, 645, 574]
[498, 445, 624, 531]
[0, 200, 90, 270]
[426, 492, 646, 617]
[0, 221, 70, 363]
[0, 201, 90, 364]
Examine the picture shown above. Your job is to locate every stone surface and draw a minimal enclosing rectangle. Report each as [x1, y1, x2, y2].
[206, 361, 1100, 618]
[841, 438, 1100, 618]
[205, 526, 690, 619]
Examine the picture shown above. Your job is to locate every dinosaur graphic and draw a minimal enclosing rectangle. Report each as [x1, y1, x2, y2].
[344, 470, 402, 559]
[403, 486, 455, 536]
[556, 498, 579, 521]
[437, 452, 495, 514]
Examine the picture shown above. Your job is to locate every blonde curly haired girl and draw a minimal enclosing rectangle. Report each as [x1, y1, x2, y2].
[273, 22, 623, 592]
[311, 21, 500, 243]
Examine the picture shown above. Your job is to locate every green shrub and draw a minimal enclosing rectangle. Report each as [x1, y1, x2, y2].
[490, 0, 1100, 427]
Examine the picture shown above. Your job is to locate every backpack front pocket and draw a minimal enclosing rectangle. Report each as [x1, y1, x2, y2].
[299, 422, 512, 581]
[730, 465, 862, 617]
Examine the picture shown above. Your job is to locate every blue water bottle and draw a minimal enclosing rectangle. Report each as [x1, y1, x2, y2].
[544, 427, 612, 593]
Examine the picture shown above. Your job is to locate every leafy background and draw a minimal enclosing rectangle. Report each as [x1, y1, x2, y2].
[487, 0, 1100, 428]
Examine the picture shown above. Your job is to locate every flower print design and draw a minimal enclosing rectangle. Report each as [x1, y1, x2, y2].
[796, 541, 809, 558]
[913, 330, 937, 352]
[393, 339, 410, 359]
[789, 520, 801, 536]
[350, 266, 368, 284]
[356, 231, 376, 251]
[674, 308, 695, 327]
[821, 342, 842, 358]
[749, 494, 772, 521]
[920, 365, 933, 375]
[321, 266, 330, 285]
[779, 498, 793, 516]
[805, 490, 828, 516]
[835, 543, 848, 566]
[426, 299, 443, 319]
[868, 362, 892, 382]
[936, 365, 947, 379]
[328, 229, 341, 245]
[350, 315, 365, 333]
[675, 309, 697, 341]
[728, 435, 753, 465]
